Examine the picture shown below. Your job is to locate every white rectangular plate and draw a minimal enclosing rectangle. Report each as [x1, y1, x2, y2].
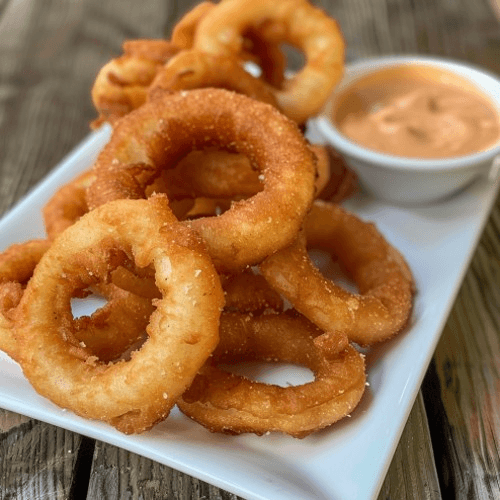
[1, 123, 499, 500]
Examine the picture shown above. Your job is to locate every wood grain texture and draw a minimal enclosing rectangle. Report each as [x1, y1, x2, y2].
[377, 393, 441, 500]
[87, 444, 242, 500]
[423, 199, 500, 499]
[0, 0, 499, 498]
[0, 419, 83, 499]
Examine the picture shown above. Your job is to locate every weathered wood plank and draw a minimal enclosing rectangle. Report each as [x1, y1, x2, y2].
[0, 418, 84, 499]
[377, 393, 442, 499]
[87, 444, 243, 500]
[422, 195, 500, 500]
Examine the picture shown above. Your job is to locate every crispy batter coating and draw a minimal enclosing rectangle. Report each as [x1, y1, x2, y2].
[194, 0, 345, 123]
[260, 201, 415, 346]
[87, 88, 317, 272]
[15, 196, 224, 434]
[0, 240, 50, 361]
[178, 311, 366, 438]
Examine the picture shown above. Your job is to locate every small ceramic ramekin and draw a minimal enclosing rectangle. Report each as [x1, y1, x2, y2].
[312, 56, 500, 205]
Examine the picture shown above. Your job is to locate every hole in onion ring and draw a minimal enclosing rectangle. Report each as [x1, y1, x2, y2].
[71, 293, 107, 319]
[308, 249, 359, 295]
[219, 360, 315, 387]
[281, 43, 306, 74]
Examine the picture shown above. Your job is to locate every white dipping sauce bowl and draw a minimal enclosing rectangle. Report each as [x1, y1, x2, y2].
[312, 56, 500, 205]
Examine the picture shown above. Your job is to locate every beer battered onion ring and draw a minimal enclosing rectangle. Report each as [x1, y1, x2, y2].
[178, 311, 366, 438]
[193, 0, 345, 123]
[171, 1, 286, 88]
[43, 170, 94, 239]
[221, 271, 283, 314]
[15, 196, 224, 434]
[87, 88, 316, 272]
[148, 49, 278, 107]
[171, 1, 215, 49]
[260, 201, 415, 346]
[91, 39, 179, 126]
[0, 241, 153, 364]
[149, 143, 329, 201]
[0, 240, 50, 361]
[72, 285, 155, 363]
[43, 169, 195, 240]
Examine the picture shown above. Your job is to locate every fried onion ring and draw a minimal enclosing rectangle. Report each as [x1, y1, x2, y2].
[72, 285, 155, 363]
[171, 1, 286, 87]
[91, 40, 179, 126]
[43, 170, 94, 239]
[148, 143, 328, 202]
[44, 169, 195, 240]
[148, 49, 278, 107]
[171, 1, 215, 49]
[0, 240, 50, 361]
[178, 311, 366, 437]
[122, 39, 180, 62]
[193, 0, 345, 123]
[15, 196, 224, 434]
[260, 201, 415, 346]
[87, 88, 316, 272]
[221, 271, 283, 314]
[316, 146, 358, 202]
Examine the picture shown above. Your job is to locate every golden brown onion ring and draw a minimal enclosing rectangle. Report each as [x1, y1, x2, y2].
[43, 169, 195, 241]
[171, 1, 215, 49]
[221, 271, 283, 314]
[121, 39, 180, 62]
[149, 143, 328, 202]
[148, 150, 262, 200]
[148, 49, 278, 107]
[193, 0, 345, 123]
[91, 40, 179, 126]
[72, 285, 155, 363]
[178, 311, 366, 437]
[43, 170, 94, 239]
[316, 146, 358, 202]
[87, 88, 316, 272]
[0, 240, 50, 361]
[15, 196, 224, 434]
[171, 1, 285, 87]
[260, 201, 415, 346]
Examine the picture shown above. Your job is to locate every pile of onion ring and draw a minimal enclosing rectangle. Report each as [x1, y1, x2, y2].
[0, 0, 416, 438]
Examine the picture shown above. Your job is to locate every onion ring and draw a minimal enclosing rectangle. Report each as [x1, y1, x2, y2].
[122, 39, 180, 62]
[152, 150, 262, 200]
[149, 143, 328, 202]
[87, 88, 316, 272]
[91, 40, 179, 126]
[72, 285, 155, 363]
[15, 196, 224, 434]
[0, 240, 50, 361]
[222, 271, 283, 314]
[181, 197, 232, 220]
[316, 146, 358, 202]
[193, 0, 345, 123]
[171, 1, 286, 87]
[43, 169, 94, 239]
[259, 200, 415, 346]
[171, 1, 215, 49]
[44, 169, 194, 240]
[148, 49, 278, 107]
[177, 311, 366, 437]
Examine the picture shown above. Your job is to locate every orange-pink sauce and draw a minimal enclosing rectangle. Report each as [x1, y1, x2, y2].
[330, 65, 500, 158]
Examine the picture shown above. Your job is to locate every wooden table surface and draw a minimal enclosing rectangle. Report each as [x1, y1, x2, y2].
[1, 0, 499, 498]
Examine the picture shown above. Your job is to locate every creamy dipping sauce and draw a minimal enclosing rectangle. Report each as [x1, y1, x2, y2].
[330, 65, 500, 158]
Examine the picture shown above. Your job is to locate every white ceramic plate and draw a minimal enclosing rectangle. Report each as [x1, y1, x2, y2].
[1, 124, 499, 500]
